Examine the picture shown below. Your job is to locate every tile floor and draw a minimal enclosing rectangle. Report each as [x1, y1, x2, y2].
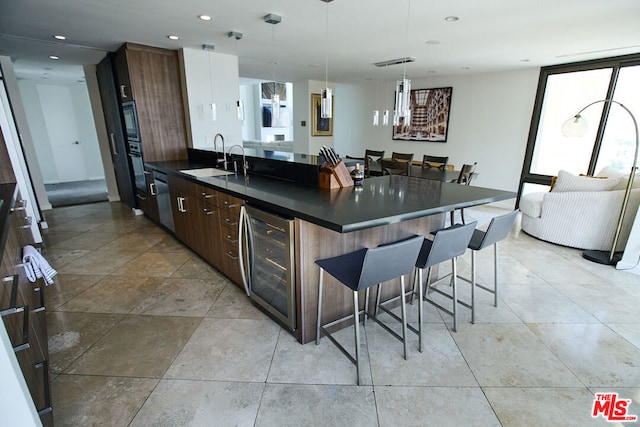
[39, 202, 640, 426]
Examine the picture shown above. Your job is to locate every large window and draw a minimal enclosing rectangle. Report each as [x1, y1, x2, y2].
[518, 54, 640, 203]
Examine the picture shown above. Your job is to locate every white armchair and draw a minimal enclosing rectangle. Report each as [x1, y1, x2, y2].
[520, 168, 640, 251]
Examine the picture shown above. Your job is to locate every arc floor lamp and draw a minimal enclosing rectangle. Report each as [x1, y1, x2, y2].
[562, 99, 639, 265]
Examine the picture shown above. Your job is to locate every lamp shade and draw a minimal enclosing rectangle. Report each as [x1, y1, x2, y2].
[561, 114, 588, 137]
[321, 88, 332, 119]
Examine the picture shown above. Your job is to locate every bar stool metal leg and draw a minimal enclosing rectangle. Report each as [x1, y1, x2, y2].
[316, 268, 324, 345]
[352, 290, 362, 385]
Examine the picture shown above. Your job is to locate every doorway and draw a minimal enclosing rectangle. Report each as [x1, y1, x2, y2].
[18, 75, 108, 207]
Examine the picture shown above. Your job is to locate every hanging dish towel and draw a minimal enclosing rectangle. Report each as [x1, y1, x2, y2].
[22, 245, 57, 285]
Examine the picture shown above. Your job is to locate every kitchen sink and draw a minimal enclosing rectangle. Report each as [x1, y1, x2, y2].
[180, 168, 234, 178]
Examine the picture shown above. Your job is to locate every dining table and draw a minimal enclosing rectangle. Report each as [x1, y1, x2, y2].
[371, 158, 461, 182]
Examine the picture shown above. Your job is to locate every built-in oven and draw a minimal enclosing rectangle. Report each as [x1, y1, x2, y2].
[128, 141, 146, 194]
[122, 101, 140, 141]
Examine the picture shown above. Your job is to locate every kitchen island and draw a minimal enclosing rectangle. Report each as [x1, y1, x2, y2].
[147, 150, 515, 343]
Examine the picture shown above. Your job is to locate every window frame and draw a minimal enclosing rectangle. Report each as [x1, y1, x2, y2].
[517, 53, 640, 206]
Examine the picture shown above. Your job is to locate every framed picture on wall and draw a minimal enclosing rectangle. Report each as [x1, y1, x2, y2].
[311, 93, 333, 136]
[392, 86, 453, 142]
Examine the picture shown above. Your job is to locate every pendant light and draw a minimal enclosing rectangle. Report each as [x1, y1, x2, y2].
[207, 49, 217, 121]
[321, 0, 333, 119]
[229, 31, 245, 121]
[265, 13, 282, 120]
[394, 0, 412, 126]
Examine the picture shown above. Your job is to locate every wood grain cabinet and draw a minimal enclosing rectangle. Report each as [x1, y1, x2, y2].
[1, 191, 52, 427]
[112, 43, 188, 162]
[167, 176, 244, 288]
[138, 167, 159, 222]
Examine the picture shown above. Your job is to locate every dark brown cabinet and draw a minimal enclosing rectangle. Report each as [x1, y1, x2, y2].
[137, 167, 159, 223]
[167, 176, 244, 288]
[96, 54, 135, 208]
[112, 43, 188, 162]
[1, 191, 52, 427]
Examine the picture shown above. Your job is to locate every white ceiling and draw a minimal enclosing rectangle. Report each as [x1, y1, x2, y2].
[1, 0, 639, 85]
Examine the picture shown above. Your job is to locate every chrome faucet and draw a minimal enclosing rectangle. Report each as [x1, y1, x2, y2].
[213, 133, 226, 170]
[228, 144, 248, 176]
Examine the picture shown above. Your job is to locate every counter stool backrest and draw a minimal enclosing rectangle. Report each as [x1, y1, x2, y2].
[457, 162, 477, 185]
[468, 210, 519, 251]
[418, 222, 477, 270]
[357, 236, 423, 291]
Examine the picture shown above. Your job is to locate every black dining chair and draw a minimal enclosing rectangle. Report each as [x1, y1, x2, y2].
[450, 162, 478, 225]
[391, 152, 414, 163]
[382, 159, 411, 176]
[422, 155, 449, 171]
[365, 149, 385, 177]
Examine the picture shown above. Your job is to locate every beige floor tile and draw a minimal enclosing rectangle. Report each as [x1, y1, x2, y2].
[57, 275, 163, 314]
[255, 384, 377, 427]
[165, 318, 280, 382]
[45, 274, 104, 310]
[501, 284, 600, 323]
[367, 322, 478, 386]
[376, 386, 501, 427]
[51, 374, 158, 427]
[529, 323, 640, 387]
[550, 281, 640, 323]
[484, 387, 610, 427]
[453, 323, 583, 387]
[40, 230, 79, 247]
[268, 327, 373, 385]
[146, 234, 192, 253]
[98, 231, 166, 252]
[112, 251, 190, 277]
[170, 256, 227, 281]
[46, 231, 120, 251]
[46, 311, 123, 372]
[56, 249, 142, 275]
[206, 284, 271, 320]
[131, 278, 225, 317]
[39, 248, 91, 268]
[607, 323, 640, 349]
[64, 315, 201, 377]
[130, 379, 264, 427]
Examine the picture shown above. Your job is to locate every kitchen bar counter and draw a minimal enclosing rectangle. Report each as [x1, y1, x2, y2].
[146, 160, 514, 233]
[146, 157, 515, 343]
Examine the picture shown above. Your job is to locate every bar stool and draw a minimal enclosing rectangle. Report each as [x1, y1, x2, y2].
[315, 235, 423, 385]
[467, 210, 519, 323]
[412, 222, 477, 346]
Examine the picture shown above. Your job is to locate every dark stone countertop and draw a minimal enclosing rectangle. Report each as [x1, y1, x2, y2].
[145, 160, 515, 233]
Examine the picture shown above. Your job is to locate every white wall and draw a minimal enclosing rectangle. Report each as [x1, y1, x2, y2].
[69, 82, 104, 179]
[333, 68, 540, 193]
[181, 49, 243, 150]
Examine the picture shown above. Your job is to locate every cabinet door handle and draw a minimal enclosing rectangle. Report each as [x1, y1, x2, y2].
[10, 305, 30, 353]
[33, 286, 45, 313]
[21, 216, 32, 228]
[203, 208, 216, 216]
[177, 197, 186, 213]
[149, 182, 157, 196]
[120, 84, 127, 98]
[11, 199, 27, 212]
[136, 194, 146, 201]
[109, 133, 118, 155]
[202, 192, 214, 199]
[0, 275, 19, 316]
[34, 360, 52, 417]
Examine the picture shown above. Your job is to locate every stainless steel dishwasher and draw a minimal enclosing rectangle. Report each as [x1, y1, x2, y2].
[153, 171, 175, 232]
[239, 205, 296, 331]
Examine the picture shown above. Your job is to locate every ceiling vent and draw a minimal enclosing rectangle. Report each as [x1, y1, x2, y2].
[373, 57, 416, 67]
[264, 13, 282, 25]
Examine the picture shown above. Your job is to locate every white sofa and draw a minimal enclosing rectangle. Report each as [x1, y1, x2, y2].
[520, 167, 640, 251]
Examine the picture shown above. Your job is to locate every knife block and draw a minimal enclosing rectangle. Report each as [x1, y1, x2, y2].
[319, 160, 354, 189]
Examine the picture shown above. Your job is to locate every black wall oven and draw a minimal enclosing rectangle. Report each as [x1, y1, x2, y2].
[122, 101, 140, 141]
[128, 141, 146, 194]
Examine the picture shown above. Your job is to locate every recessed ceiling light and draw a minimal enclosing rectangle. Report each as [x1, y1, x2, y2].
[53, 35, 66, 40]
[461, 66, 470, 70]
[428, 70, 437, 74]
[444, 16, 459, 22]
[520, 58, 531, 62]
[168, 35, 180, 40]
[49, 55, 59, 60]
[198, 14, 213, 21]
[425, 40, 440, 45]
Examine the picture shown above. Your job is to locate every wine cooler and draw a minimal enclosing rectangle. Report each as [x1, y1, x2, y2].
[239, 205, 296, 331]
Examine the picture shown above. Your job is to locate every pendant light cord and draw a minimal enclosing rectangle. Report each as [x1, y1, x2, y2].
[402, 0, 411, 81]
[325, 0, 329, 89]
[272, 25, 276, 94]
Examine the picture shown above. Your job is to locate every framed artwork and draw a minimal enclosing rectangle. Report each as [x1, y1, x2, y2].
[392, 86, 453, 142]
[311, 93, 334, 136]
[261, 82, 287, 101]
